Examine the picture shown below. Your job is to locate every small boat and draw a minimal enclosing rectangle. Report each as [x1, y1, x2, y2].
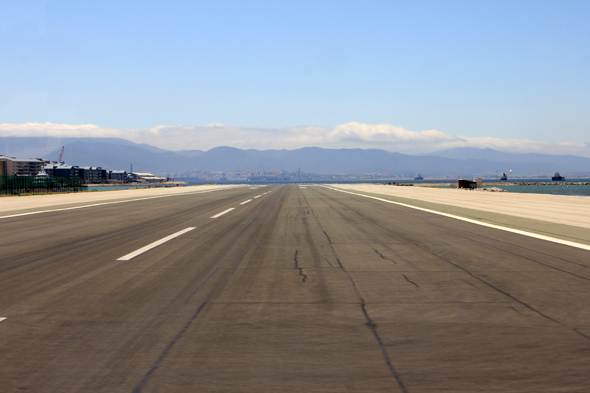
[414, 173, 424, 180]
[552, 172, 565, 181]
[500, 172, 508, 180]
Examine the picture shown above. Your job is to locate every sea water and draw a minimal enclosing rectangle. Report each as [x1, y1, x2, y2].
[490, 183, 590, 197]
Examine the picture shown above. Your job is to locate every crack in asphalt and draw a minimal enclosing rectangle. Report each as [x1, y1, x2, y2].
[132, 188, 285, 392]
[402, 274, 419, 287]
[313, 186, 590, 343]
[374, 248, 398, 264]
[301, 189, 409, 393]
[293, 250, 308, 282]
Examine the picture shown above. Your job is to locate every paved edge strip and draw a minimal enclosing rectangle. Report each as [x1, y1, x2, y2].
[324, 185, 590, 252]
[0, 186, 243, 220]
[117, 227, 196, 261]
[211, 208, 235, 219]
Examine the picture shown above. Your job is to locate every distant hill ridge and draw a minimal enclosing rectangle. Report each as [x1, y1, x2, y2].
[1, 137, 589, 177]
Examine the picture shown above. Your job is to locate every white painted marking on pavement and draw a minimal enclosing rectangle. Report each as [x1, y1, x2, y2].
[324, 186, 590, 252]
[0, 318, 6, 323]
[254, 195, 262, 198]
[117, 227, 196, 261]
[240, 199, 252, 205]
[211, 208, 235, 218]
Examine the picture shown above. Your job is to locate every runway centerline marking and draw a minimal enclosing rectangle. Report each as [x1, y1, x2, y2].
[211, 208, 235, 218]
[254, 195, 262, 198]
[240, 199, 252, 205]
[325, 186, 590, 252]
[117, 227, 196, 261]
[0, 318, 6, 323]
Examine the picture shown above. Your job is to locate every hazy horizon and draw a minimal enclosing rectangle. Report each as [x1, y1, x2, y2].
[2, 121, 590, 158]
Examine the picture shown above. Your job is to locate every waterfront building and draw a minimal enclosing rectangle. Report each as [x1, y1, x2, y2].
[128, 172, 166, 183]
[0, 155, 50, 176]
[109, 170, 127, 181]
[43, 163, 81, 178]
[78, 166, 108, 184]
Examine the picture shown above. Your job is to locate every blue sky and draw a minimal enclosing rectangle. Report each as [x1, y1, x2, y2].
[1, 0, 589, 152]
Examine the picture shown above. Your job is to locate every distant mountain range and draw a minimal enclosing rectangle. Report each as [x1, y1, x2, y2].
[1, 137, 589, 177]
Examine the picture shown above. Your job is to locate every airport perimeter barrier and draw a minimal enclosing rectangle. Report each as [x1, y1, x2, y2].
[0, 175, 87, 195]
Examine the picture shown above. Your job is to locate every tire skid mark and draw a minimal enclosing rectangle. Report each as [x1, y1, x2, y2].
[132, 280, 225, 393]
[324, 256, 336, 268]
[443, 230, 590, 281]
[510, 307, 532, 317]
[315, 186, 590, 343]
[132, 187, 286, 392]
[424, 246, 590, 342]
[464, 280, 479, 289]
[183, 268, 220, 303]
[301, 190, 409, 393]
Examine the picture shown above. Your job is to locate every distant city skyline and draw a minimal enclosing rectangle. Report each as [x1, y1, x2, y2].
[1, 1, 589, 149]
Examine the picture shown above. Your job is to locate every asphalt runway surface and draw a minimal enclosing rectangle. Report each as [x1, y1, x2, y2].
[1, 185, 589, 392]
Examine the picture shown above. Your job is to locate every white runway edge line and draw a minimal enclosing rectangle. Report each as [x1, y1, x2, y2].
[211, 208, 235, 219]
[117, 227, 196, 261]
[0, 186, 244, 220]
[240, 199, 252, 205]
[324, 186, 590, 252]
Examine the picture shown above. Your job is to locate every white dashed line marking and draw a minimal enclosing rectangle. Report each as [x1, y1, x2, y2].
[117, 227, 196, 261]
[240, 199, 252, 205]
[211, 208, 235, 218]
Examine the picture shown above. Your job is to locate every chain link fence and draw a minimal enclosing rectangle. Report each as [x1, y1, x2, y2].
[0, 176, 86, 195]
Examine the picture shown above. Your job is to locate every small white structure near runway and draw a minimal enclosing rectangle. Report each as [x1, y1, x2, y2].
[128, 172, 166, 183]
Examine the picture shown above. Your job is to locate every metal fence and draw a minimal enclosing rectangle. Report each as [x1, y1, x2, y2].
[0, 176, 86, 195]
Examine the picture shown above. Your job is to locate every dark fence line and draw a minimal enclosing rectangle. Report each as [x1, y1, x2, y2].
[0, 176, 87, 195]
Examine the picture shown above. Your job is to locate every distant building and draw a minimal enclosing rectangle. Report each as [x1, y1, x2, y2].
[128, 172, 166, 183]
[0, 155, 50, 176]
[109, 170, 127, 181]
[44, 163, 81, 178]
[78, 166, 108, 184]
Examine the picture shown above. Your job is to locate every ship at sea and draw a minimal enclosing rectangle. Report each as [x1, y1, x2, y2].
[552, 172, 565, 181]
[414, 173, 424, 180]
[500, 172, 508, 180]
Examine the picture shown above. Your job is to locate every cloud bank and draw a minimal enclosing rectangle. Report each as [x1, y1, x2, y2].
[1, 122, 589, 157]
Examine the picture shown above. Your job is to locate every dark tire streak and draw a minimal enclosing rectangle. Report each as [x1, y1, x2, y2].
[301, 189, 409, 393]
[132, 188, 285, 392]
[318, 186, 590, 343]
[433, 224, 590, 273]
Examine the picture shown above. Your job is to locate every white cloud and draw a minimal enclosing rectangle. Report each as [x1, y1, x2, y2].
[1, 121, 589, 157]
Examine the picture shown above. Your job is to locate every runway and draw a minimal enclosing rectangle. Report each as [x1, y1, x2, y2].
[1, 185, 589, 392]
